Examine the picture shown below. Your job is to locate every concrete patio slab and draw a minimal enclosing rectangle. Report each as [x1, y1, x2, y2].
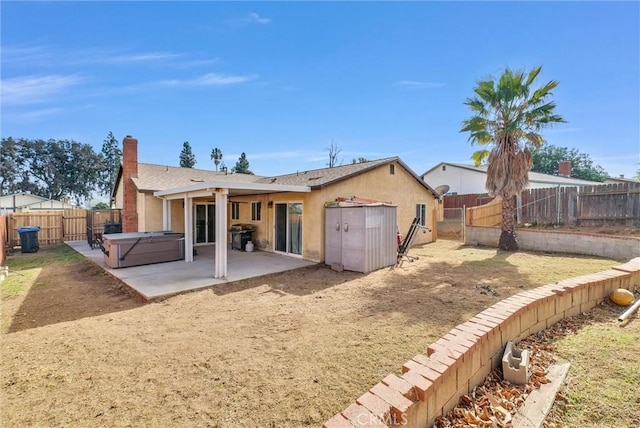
[66, 241, 316, 299]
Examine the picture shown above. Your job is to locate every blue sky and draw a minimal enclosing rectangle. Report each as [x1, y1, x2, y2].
[2, 1, 639, 180]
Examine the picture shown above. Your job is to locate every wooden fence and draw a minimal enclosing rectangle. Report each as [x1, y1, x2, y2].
[466, 197, 502, 227]
[6, 208, 89, 248]
[0, 216, 7, 266]
[520, 186, 578, 226]
[520, 182, 640, 226]
[461, 182, 640, 228]
[577, 182, 640, 226]
[443, 193, 494, 209]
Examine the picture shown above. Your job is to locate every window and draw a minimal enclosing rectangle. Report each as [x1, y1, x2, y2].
[390, 164, 395, 175]
[231, 202, 240, 220]
[416, 203, 427, 226]
[442, 165, 447, 171]
[251, 201, 262, 222]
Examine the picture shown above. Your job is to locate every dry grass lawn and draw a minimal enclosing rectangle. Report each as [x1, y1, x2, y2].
[0, 240, 620, 427]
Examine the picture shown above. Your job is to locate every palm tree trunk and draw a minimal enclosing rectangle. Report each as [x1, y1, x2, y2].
[498, 195, 518, 251]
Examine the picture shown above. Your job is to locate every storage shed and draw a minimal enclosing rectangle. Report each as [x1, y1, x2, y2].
[325, 198, 397, 273]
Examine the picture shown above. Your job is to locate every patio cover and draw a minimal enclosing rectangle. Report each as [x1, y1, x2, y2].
[154, 180, 311, 279]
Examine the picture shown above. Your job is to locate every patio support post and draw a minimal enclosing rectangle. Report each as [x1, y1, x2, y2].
[184, 196, 194, 262]
[162, 198, 172, 231]
[214, 189, 228, 278]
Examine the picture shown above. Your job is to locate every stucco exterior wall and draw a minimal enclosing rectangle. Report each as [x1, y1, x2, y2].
[171, 199, 185, 233]
[423, 165, 488, 195]
[229, 192, 314, 257]
[142, 193, 163, 232]
[123, 161, 437, 264]
[114, 181, 124, 209]
[229, 161, 436, 263]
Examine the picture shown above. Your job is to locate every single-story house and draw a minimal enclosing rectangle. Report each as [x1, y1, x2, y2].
[421, 162, 602, 195]
[0, 192, 76, 215]
[112, 136, 439, 277]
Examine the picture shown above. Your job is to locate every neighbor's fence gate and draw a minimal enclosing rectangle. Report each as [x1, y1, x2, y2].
[466, 197, 502, 227]
[6, 208, 90, 247]
[437, 208, 465, 241]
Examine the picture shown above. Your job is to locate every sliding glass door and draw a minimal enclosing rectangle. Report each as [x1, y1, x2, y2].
[274, 202, 302, 256]
[194, 204, 215, 244]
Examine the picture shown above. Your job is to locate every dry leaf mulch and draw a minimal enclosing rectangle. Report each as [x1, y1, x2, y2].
[435, 309, 596, 427]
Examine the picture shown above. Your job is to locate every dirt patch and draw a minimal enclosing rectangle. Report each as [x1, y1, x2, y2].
[0, 241, 621, 427]
[1, 246, 145, 333]
[519, 224, 640, 236]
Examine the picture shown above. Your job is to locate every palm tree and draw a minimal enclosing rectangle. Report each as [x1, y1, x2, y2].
[460, 66, 566, 251]
[210, 147, 223, 171]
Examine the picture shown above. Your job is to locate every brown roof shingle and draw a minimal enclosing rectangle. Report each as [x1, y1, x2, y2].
[132, 163, 263, 192]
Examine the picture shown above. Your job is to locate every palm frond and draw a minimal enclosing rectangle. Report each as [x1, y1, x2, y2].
[470, 150, 490, 166]
[461, 65, 564, 199]
[525, 66, 542, 86]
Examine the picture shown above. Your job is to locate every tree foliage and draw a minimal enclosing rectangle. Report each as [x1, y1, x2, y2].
[179, 141, 196, 168]
[460, 66, 565, 251]
[351, 157, 369, 164]
[211, 147, 223, 171]
[1, 137, 21, 196]
[100, 131, 122, 195]
[93, 202, 110, 209]
[531, 144, 607, 182]
[231, 152, 253, 175]
[5, 138, 103, 204]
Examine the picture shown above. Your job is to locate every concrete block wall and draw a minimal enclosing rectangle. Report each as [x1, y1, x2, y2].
[323, 257, 640, 428]
[465, 226, 640, 261]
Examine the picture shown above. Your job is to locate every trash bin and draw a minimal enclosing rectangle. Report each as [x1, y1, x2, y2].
[17, 226, 40, 253]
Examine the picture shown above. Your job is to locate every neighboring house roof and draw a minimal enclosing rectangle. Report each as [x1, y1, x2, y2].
[421, 162, 602, 187]
[258, 157, 439, 197]
[116, 158, 440, 198]
[126, 163, 264, 193]
[0, 192, 74, 209]
[605, 176, 639, 184]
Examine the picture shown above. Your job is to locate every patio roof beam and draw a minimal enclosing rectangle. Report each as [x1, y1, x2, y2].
[154, 181, 311, 199]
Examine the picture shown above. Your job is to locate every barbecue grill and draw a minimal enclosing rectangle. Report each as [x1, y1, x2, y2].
[229, 224, 255, 251]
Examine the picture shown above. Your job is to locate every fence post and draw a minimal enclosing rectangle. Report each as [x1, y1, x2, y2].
[462, 205, 466, 242]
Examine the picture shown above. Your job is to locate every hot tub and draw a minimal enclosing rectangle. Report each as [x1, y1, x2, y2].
[101, 231, 185, 268]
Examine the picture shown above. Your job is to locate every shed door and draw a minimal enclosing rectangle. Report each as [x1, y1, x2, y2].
[325, 208, 342, 266]
[341, 208, 365, 272]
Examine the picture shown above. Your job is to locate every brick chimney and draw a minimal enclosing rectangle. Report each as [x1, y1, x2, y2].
[558, 161, 571, 178]
[122, 136, 139, 232]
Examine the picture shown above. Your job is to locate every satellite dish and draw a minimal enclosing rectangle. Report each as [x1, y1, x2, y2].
[434, 184, 450, 195]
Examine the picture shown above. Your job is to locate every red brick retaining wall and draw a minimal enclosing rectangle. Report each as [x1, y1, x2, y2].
[324, 258, 640, 428]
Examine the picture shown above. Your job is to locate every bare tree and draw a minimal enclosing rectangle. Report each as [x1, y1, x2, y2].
[326, 140, 342, 168]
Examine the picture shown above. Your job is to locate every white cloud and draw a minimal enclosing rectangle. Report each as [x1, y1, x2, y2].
[157, 73, 257, 87]
[245, 13, 271, 25]
[1, 74, 83, 105]
[4, 107, 65, 122]
[96, 52, 183, 64]
[1, 45, 53, 67]
[396, 80, 446, 89]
